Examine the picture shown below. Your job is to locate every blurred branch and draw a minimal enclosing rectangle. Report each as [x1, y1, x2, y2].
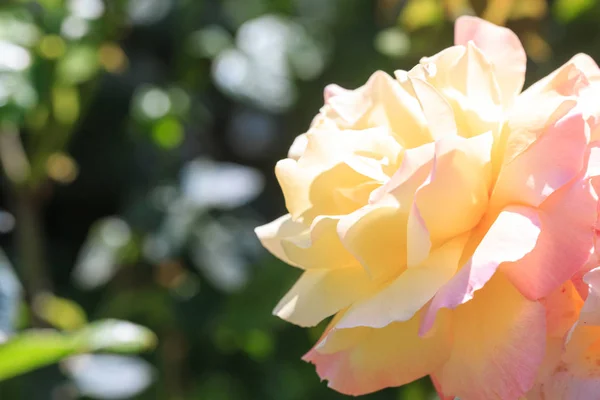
[13, 185, 52, 325]
[161, 330, 187, 400]
[0, 126, 51, 326]
[0, 125, 30, 186]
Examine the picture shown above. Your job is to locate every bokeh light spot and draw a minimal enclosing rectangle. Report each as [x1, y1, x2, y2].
[152, 118, 184, 149]
[39, 35, 66, 59]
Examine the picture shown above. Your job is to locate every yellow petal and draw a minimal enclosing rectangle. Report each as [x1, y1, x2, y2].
[414, 132, 493, 244]
[281, 215, 356, 269]
[411, 44, 503, 138]
[335, 233, 468, 329]
[338, 200, 407, 281]
[273, 266, 377, 327]
[276, 127, 401, 221]
[435, 273, 546, 400]
[303, 308, 452, 395]
[396, 72, 458, 140]
[324, 71, 432, 148]
[254, 214, 307, 267]
[287, 133, 308, 160]
[406, 201, 431, 268]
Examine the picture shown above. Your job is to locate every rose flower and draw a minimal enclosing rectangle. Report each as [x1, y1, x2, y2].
[256, 16, 600, 400]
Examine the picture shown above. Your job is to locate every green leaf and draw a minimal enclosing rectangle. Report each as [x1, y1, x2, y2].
[0, 319, 156, 381]
[75, 320, 157, 354]
[33, 293, 87, 331]
[0, 330, 76, 381]
[552, 0, 595, 23]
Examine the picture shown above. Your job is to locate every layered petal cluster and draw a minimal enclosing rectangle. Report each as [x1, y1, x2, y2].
[255, 16, 600, 400]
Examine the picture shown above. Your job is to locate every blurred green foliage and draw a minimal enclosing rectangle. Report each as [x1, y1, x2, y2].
[0, 0, 598, 399]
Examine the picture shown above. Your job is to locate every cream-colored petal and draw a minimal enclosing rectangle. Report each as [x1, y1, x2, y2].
[273, 266, 376, 327]
[281, 215, 356, 269]
[412, 44, 503, 138]
[396, 72, 458, 140]
[371, 142, 435, 205]
[406, 201, 431, 268]
[324, 71, 432, 148]
[455, 15, 527, 105]
[255, 214, 307, 267]
[287, 134, 308, 160]
[276, 127, 401, 221]
[334, 233, 468, 329]
[414, 132, 493, 245]
[337, 200, 407, 281]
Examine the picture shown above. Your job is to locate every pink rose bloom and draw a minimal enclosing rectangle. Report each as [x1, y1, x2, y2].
[255, 16, 600, 400]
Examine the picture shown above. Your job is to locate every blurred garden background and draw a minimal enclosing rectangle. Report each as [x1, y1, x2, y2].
[0, 0, 598, 399]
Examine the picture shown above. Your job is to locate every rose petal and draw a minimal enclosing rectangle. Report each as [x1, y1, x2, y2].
[337, 201, 407, 280]
[395, 73, 458, 140]
[287, 134, 308, 160]
[530, 266, 600, 399]
[421, 205, 541, 335]
[511, 60, 593, 151]
[273, 266, 377, 327]
[454, 15, 526, 105]
[370, 142, 435, 204]
[374, 133, 493, 270]
[540, 280, 584, 339]
[501, 178, 597, 300]
[570, 257, 598, 301]
[493, 111, 589, 209]
[280, 215, 355, 270]
[434, 273, 546, 400]
[521, 268, 600, 399]
[431, 376, 454, 400]
[323, 83, 351, 102]
[276, 127, 401, 221]
[325, 71, 431, 148]
[526, 337, 566, 400]
[523, 54, 600, 99]
[532, 325, 600, 400]
[579, 267, 600, 325]
[509, 58, 596, 169]
[585, 144, 600, 178]
[406, 200, 431, 268]
[303, 309, 452, 396]
[334, 233, 468, 329]
[255, 214, 306, 267]
[412, 43, 503, 138]
[414, 132, 493, 245]
[571, 53, 600, 81]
